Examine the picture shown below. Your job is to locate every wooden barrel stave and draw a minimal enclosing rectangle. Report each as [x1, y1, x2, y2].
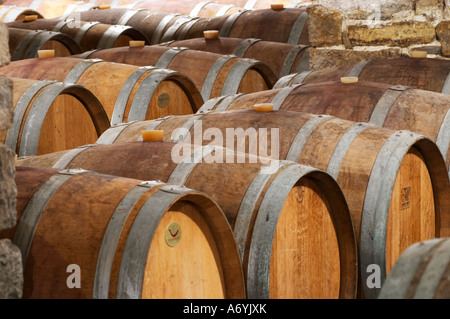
[2, 166, 245, 299]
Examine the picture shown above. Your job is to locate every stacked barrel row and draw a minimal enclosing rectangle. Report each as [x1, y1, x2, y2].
[0, 0, 448, 300]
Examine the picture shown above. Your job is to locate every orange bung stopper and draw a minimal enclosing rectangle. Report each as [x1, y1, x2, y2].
[271, 3, 284, 9]
[25, 15, 38, 21]
[142, 130, 164, 142]
[38, 50, 55, 58]
[253, 103, 274, 112]
[129, 40, 145, 47]
[203, 30, 219, 39]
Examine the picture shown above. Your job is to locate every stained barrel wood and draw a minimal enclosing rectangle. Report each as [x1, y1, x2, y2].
[91, 109, 450, 299]
[66, 7, 310, 45]
[0, 6, 44, 22]
[162, 36, 310, 78]
[196, 80, 450, 175]
[8, 27, 82, 61]
[76, 45, 276, 101]
[0, 77, 109, 156]
[17, 142, 358, 300]
[379, 237, 450, 299]
[1, 166, 245, 299]
[1, 0, 99, 19]
[0, 57, 203, 125]
[275, 57, 450, 94]
[7, 18, 149, 52]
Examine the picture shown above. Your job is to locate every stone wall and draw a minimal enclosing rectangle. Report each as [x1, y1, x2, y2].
[308, 0, 450, 70]
[0, 2, 21, 299]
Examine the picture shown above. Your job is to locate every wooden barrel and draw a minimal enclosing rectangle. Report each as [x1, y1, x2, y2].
[1, 166, 245, 299]
[1, 77, 109, 157]
[379, 237, 450, 299]
[275, 57, 450, 94]
[65, 8, 195, 45]
[128, 0, 242, 18]
[76, 45, 276, 101]
[66, 7, 310, 45]
[17, 142, 358, 299]
[161, 36, 310, 78]
[1, 0, 99, 19]
[0, 57, 203, 125]
[8, 27, 83, 61]
[165, 7, 310, 45]
[0, 6, 44, 22]
[7, 18, 149, 52]
[91, 109, 450, 299]
[196, 80, 450, 174]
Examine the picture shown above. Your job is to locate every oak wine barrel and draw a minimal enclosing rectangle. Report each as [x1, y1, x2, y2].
[274, 57, 450, 94]
[161, 36, 310, 78]
[196, 80, 450, 175]
[379, 237, 450, 299]
[8, 27, 82, 61]
[0, 6, 44, 22]
[128, 0, 242, 18]
[91, 109, 450, 298]
[0, 57, 203, 125]
[17, 142, 358, 300]
[66, 7, 310, 45]
[76, 44, 276, 101]
[7, 18, 149, 52]
[1, 166, 245, 299]
[1, 77, 109, 156]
